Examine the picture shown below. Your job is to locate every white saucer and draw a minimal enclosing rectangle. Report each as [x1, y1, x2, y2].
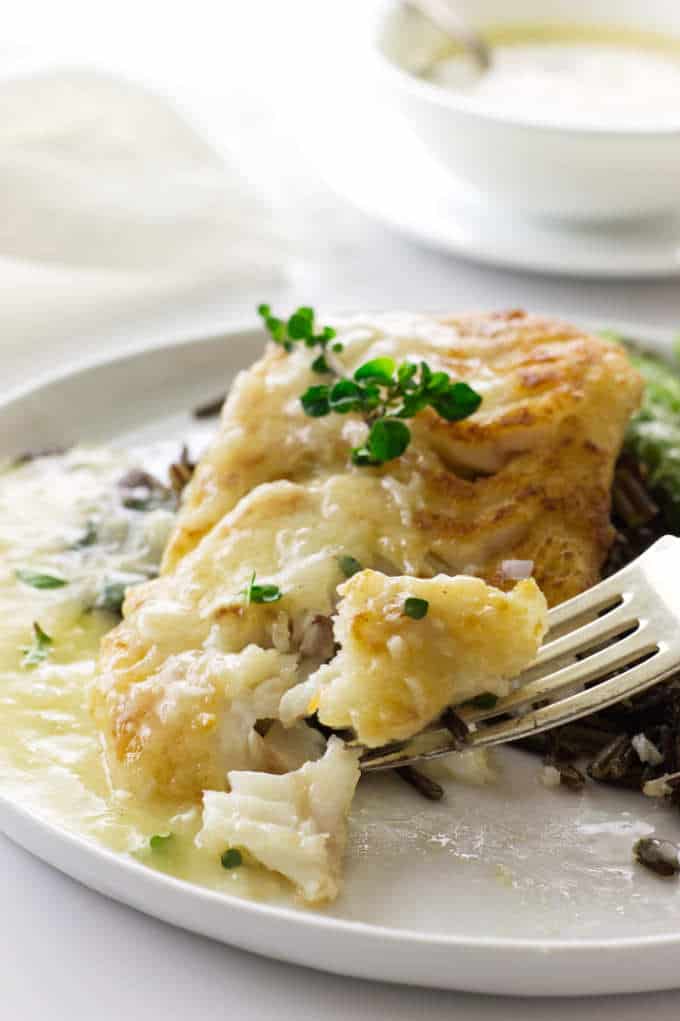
[311, 96, 680, 279]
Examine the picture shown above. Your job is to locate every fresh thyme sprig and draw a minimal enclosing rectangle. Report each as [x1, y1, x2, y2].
[301, 356, 481, 466]
[258, 304, 342, 373]
[258, 304, 482, 466]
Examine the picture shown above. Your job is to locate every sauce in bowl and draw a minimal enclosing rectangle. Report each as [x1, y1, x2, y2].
[414, 24, 680, 128]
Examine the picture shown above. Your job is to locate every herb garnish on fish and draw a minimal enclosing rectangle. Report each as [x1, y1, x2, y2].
[241, 571, 282, 606]
[220, 848, 243, 869]
[403, 597, 429, 620]
[258, 303, 482, 466]
[149, 833, 174, 852]
[337, 555, 363, 579]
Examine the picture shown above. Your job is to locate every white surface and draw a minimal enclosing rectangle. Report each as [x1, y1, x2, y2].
[5, 329, 680, 998]
[2, 0, 680, 1017]
[371, 0, 680, 220]
[0, 68, 284, 355]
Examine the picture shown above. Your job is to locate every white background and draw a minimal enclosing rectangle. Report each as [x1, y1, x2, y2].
[3, 2, 680, 1017]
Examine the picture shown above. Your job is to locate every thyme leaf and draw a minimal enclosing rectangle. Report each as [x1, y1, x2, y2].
[21, 621, 53, 668]
[258, 303, 341, 362]
[16, 569, 68, 590]
[403, 597, 429, 620]
[241, 571, 283, 606]
[259, 303, 482, 467]
[337, 555, 363, 578]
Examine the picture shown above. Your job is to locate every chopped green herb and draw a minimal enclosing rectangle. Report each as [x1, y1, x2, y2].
[338, 555, 363, 578]
[251, 584, 282, 604]
[221, 847, 243, 870]
[242, 571, 283, 606]
[16, 569, 68, 590]
[403, 597, 429, 620]
[149, 833, 174, 852]
[467, 692, 499, 711]
[21, 622, 53, 667]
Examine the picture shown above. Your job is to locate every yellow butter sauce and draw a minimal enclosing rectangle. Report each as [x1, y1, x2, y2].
[0, 448, 287, 903]
[417, 22, 680, 127]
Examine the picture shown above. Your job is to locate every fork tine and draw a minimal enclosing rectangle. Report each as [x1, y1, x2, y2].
[360, 536, 680, 773]
[358, 728, 461, 771]
[529, 594, 634, 670]
[469, 645, 675, 749]
[462, 626, 656, 724]
[545, 535, 680, 633]
[545, 575, 631, 633]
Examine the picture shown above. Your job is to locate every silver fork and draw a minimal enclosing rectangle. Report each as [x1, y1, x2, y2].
[359, 535, 680, 772]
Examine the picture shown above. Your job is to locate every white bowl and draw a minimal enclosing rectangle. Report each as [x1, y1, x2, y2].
[368, 0, 680, 222]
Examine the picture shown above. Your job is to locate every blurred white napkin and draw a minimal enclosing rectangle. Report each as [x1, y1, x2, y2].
[0, 69, 286, 380]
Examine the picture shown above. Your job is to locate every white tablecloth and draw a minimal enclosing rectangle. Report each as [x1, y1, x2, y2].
[3, 2, 680, 1018]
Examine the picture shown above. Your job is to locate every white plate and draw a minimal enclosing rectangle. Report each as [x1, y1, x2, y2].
[310, 92, 680, 280]
[3, 323, 680, 997]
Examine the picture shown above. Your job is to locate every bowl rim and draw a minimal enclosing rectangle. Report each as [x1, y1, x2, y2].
[368, 0, 680, 138]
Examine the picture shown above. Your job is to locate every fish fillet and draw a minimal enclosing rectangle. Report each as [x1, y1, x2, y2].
[164, 310, 643, 605]
[93, 310, 642, 802]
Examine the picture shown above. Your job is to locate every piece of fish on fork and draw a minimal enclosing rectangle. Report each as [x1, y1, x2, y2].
[359, 536, 680, 771]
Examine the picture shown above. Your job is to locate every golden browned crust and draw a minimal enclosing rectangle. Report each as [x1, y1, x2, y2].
[164, 309, 642, 605]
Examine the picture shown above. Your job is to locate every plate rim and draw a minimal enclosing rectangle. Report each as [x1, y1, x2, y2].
[3, 317, 680, 995]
